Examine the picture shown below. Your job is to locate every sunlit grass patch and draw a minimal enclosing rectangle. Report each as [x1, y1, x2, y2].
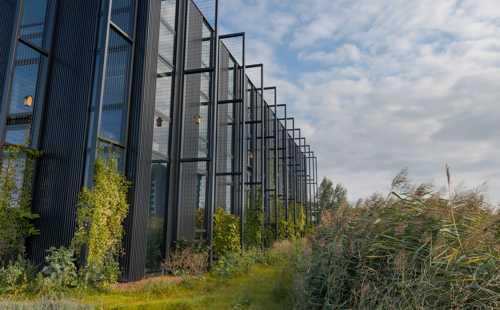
[83, 263, 293, 310]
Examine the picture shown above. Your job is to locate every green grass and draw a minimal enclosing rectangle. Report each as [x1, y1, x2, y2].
[84, 264, 293, 310]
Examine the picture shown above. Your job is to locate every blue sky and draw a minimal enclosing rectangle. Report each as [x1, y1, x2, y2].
[219, 0, 500, 205]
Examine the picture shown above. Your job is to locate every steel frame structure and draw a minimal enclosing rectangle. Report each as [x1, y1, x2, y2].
[0, 0, 319, 281]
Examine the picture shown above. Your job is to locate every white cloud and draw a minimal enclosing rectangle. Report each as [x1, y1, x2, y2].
[219, 0, 500, 204]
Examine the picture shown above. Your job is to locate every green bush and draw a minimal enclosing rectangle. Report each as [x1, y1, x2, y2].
[72, 144, 131, 285]
[211, 252, 252, 278]
[244, 188, 263, 248]
[0, 143, 42, 260]
[0, 255, 38, 295]
[295, 186, 500, 309]
[213, 207, 240, 258]
[41, 247, 78, 288]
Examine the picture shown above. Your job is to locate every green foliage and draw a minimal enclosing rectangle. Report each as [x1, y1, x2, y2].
[317, 177, 347, 221]
[41, 247, 77, 288]
[213, 207, 241, 258]
[72, 144, 131, 284]
[317, 177, 334, 215]
[211, 252, 252, 278]
[331, 183, 347, 213]
[145, 216, 163, 273]
[295, 189, 500, 309]
[244, 187, 263, 248]
[295, 202, 306, 237]
[0, 255, 38, 295]
[0, 143, 42, 259]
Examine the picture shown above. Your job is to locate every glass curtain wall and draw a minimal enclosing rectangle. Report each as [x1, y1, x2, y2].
[146, 0, 177, 274]
[178, 1, 214, 241]
[84, 0, 136, 187]
[4, 0, 55, 147]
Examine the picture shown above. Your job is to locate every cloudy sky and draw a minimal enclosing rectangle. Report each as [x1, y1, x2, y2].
[219, 0, 500, 204]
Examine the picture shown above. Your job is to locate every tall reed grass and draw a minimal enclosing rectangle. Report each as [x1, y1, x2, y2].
[294, 168, 500, 309]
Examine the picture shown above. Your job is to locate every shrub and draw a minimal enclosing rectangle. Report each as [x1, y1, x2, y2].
[0, 255, 38, 295]
[294, 172, 500, 309]
[0, 143, 42, 260]
[244, 187, 263, 249]
[72, 144, 131, 284]
[211, 252, 252, 278]
[42, 246, 78, 288]
[213, 207, 241, 258]
[161, 238, 209, 277]
[145, 216, 164, 273]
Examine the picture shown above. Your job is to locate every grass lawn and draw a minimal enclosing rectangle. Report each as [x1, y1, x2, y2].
[85, 263, 293, 310]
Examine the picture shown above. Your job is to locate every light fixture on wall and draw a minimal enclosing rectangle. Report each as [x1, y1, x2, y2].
[24, 95, 33, 107]
[156, 117, 162, 127]
[194, 114, 201, 124]
[249, 152, 253, 159]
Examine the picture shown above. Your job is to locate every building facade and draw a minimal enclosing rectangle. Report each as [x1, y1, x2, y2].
[0, 0, 318, 281]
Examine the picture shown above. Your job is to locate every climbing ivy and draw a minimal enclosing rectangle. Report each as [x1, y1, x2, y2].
[0, 139, 42, 260]
[244, 187, 263, 248]
[72, 144, 131, 282]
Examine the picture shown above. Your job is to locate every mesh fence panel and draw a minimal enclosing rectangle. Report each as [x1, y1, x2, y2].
[185, 1, 212, 71]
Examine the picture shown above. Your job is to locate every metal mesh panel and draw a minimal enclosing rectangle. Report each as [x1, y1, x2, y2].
[192, 0, 216, 30]
[233, 64, 244, 217]
[185, 1, 212, 70]
[156, 61, 172, 117]
[255, 91, 263, 181]
[111, 0, 136, 37]
[264, 89, 275, 110]
[160, 0, 176, 28]
[246, 66, 262, 90]
[221, 37, 243, 67]
[181, 72, 210, 159]
[277, 122, 285, 196]
[218, 43, 230, 101]
[5, 42, 48, 145]
[20, 0, 56, 50]
[159, 23, 175, 64]
[178, 162, 208, 240]
[99, 29, 133, 143]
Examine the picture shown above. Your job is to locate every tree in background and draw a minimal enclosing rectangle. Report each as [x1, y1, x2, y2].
[317, 177, 334, 216]
[331, 183, 348, 214]
[317, 177, 348, 219]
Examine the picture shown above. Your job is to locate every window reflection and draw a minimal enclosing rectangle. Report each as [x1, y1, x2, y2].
[100, 29, 133, 143]
[146, 161, 167, 273]
[6, 43, 47, 145]
[111, 0, 136, 37]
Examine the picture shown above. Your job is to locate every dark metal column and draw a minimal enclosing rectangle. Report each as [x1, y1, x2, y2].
[207, 0, 221, 264]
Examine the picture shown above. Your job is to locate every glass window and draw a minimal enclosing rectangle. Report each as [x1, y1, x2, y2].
[20, 0, 54, 50]
[201, 23, 212, 67]
[158, 23, 174, 64]
[100, 29, 133, 143]
[152, 115, 169, 155]
[228, 59, 234, 99]
[99, 142, 125, 172]
[145, 161, 168, 273]
[111, 0, 136, 37]
[225, 185, 232, 213]
[155, 69, 172, 117]
[6, 43, 47, 145]
[226, 125, 233, 155]
[160, 0, 176, 27]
